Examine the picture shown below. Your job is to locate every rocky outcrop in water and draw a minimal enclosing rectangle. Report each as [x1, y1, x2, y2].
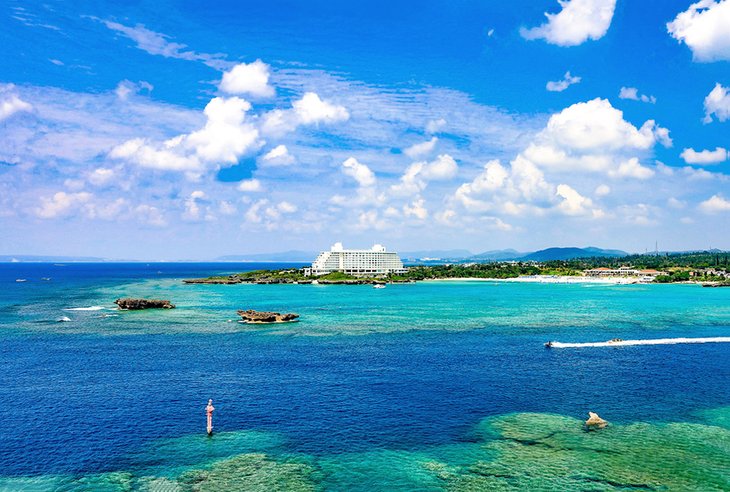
[115, 298, 175, 310]
[585, 412, 608, 430]
[237, 309, 299, 323]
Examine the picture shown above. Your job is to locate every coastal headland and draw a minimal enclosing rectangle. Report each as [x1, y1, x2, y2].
[182, 251, 730, 286]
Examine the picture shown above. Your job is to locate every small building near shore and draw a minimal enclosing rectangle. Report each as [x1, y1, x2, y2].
[584, 266, 667, 278]
[305, 242, 407, 277]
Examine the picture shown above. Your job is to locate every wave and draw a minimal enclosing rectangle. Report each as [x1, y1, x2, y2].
[63, 306, 108, 311]
[549, 337, 730, 348]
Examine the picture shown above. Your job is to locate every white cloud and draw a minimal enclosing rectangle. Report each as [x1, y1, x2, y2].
[668, 197, 686, 209]
[520, 98, 670, 176]
[453, 158, 553, 216]
[546, 71, 581, 92]
[110, 96, 260, 174]
[261, 92, 349, 136]
[259, 144, 295, 166]
[595, 184, 611, 196]
[699, 194, 730, 213]
[134, 204, 167, 226]
[341, 157, 376, 187]
[0, 85, 32, 121]
[703, 83, 730, 123]
[391, 154, 458, 196]
[618, 86, 656, 104]
[115, 80, 153, 100]
[99, 20, 230, 69]
[521, 0, 617, 47]
[87, 168, 115, 186]
[35, 191, 93, 218]
[680, 147, 728, 164]
[608, 157, 655, 180]
[219, 60, 275, 98]
[556, 184, 603, 217]
[183, 190, 207, 220]
[426, 118, 446, 134]
[403, 198, 428, 220]
[404, 137, 438, 158]
[238, 178, 263, 192]
[667, 0, 730, 62]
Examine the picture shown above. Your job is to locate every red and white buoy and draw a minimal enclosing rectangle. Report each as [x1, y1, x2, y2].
[206, 399, 215, 436]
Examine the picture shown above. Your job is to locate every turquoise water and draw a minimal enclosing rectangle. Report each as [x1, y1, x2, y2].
[1, 263, 729, 490]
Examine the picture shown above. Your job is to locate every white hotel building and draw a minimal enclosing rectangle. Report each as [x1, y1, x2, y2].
[306, 243, 407, 276]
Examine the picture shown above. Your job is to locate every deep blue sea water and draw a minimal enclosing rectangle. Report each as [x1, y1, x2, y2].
[1, 263, 729, 490]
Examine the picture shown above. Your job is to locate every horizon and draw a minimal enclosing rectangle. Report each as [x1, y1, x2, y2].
[3, 1, 730, 257]
[1, 244, 727, 263]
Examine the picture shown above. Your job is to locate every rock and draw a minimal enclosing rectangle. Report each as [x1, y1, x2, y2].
[585, 412, 608, 430]
[114, 298, 175, 310]
[237, 309, 299, 323]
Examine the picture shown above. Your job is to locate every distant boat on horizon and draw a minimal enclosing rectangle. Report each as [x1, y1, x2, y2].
[15, 278, 27, 282]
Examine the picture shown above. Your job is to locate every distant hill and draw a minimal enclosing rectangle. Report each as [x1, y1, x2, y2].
[400, 249, 473, 260]
[215, 251, 315, 262]
[519, 247, 627, 261]
[0, 255, 106, 262]
[470, 249, 525, 261]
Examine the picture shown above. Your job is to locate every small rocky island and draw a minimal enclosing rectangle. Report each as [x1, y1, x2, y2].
[237, 309, 299, 324]
[115, 298, 176, 310]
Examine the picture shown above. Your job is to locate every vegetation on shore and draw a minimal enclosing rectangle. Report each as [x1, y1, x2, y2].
[183, 251, 730, 285]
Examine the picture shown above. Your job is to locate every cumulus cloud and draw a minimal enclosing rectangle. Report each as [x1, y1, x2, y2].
[341, 157, 376, 187]
[521, 0, 616, 47]
[391, 154, 458, 196]
[667, 0, 730, 62]
[110, 96, 260, 175]
[259, 144, 295, 166]
[403, 198, 428, 220]
[556, 184, 603, 217]
[699, 194, 730, 213]
[219, 60, 275, 98]
[546, 71, 581, 92]
[35, 191, 93, 218]
[115, 80, 153, 100]
[595, 184, 611, 196]
[238, 178, 263, 192]
[87, 168, 116, 186]
[261, 92, 349, 136]
[404, 137, 438, 158]
[244, 199, 298, 226]
[0, 85, 32, 121]
[520, 98, 670, 176]
[680, 147, 728, 164]
[703, 83, 730, 123]
[453, 158, 554, 216]
[619, 87, 656, 104]
[426, 118, 446, 134]
[608, 157, 655, 180]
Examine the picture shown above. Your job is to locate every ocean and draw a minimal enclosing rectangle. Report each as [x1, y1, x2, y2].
[0, 262, 729, 490]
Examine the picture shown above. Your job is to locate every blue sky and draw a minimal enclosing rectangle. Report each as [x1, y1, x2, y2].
[1, 0, 730, 259]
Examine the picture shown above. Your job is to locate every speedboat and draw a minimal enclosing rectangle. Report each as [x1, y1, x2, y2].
[373, 284, 386, 289]
[544, 341, 554, 348]
[57, 316, 71, 322]
[15, 279, 27, 282]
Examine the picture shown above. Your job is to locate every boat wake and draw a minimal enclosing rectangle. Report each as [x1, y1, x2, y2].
[63, 306, 108, 311]
[548, 337, 730, 348]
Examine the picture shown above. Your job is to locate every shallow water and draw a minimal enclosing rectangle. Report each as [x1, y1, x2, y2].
[1, 263, 729, 490]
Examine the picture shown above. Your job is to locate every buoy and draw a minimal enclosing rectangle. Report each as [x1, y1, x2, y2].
[206, 399, 215, 436]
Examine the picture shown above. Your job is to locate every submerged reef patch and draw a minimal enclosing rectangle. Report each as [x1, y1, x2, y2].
[2, 412, 729, 491]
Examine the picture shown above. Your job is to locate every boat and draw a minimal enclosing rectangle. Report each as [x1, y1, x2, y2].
[607, 338, 624, 344]
[41, 277, 51, 281]
[544, 341, 553, 348]
[57, 316, 71, 322]
[15, 279, 27, 283]
[373, 284, 386, 289]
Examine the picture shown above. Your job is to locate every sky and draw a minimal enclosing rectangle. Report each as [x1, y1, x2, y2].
[1, 0, 730, 259]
